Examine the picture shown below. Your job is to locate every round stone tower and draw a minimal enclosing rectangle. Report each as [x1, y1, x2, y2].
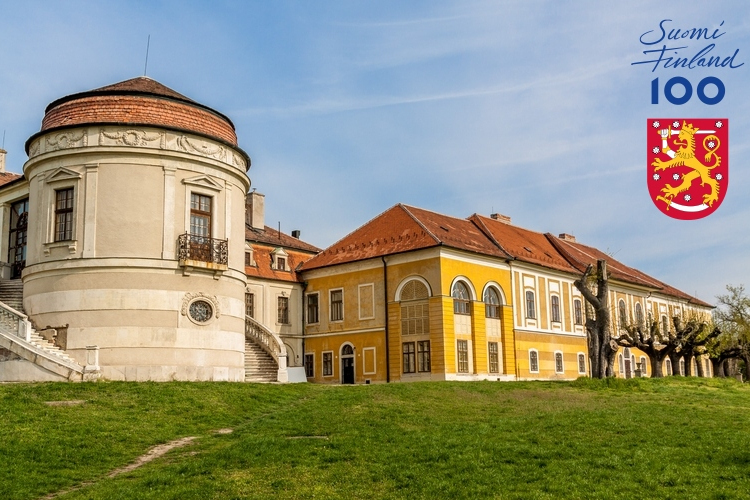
[22, 77, 251, 381]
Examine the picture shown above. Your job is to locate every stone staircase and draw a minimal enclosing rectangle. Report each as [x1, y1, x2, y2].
[244, 338, 278, 382]
[0, 279, 24, 313]
[0, 296, 88, 382]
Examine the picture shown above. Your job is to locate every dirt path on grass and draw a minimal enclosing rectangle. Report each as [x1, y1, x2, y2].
[41, 436, 197, 499]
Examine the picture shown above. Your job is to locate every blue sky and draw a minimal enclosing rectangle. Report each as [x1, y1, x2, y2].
[0, 1, 748, 304]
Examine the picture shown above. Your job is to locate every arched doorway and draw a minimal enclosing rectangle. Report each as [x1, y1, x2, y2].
[341, 344, 355, 384]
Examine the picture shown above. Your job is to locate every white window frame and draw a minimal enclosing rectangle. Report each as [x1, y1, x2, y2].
[306, 292, 320, 325]
[330, 288, 344, 322]
[525, 289, 536, 319]
[456, 339, 471, 374]
[639, 356, 647, 374]
[43, 167, 83, 252]
[577, 352, 587, 374]
[554, 350, 564, 374]
[358, 283, 375, 320]
[322, 350, 334, 377]
[529, 348, 539, 374]
[550, 294, 562, 323]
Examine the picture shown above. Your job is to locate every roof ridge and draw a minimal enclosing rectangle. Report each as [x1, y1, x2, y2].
[401, 204, 477, 225]
[400, 204, 442, 245]
[543, 233, 588, 273]
[468, 214, 513, 259]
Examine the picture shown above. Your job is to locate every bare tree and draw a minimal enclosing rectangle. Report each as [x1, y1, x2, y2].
[713, 285, 750, 381]
[617, 320, 673, 377]
[574, 260, 616, 378]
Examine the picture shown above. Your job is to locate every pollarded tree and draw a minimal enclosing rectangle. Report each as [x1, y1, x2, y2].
[713, 285, 750, 380]
[574, 260, 617, 378]
[617, 320, 673, 377]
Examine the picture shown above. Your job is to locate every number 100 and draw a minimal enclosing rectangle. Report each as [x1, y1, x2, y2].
[651, 76, 725, 105]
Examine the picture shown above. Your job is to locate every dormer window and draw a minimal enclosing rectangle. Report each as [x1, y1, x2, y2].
[244, 243, 255, 267]
[270, 247, 289, 271]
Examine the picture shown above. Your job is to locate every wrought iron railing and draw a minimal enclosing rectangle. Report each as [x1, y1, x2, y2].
[0, 301, 31, 343]
[245, 316, 287, 365]
[178, 233, 228, 265]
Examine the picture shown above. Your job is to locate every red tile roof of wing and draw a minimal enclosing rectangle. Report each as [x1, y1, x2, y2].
[300, 204, 509, 270]
[0, 172, 22, 188]
[245, 244, 313, 283]
[246, 225, 321, 254]
[548, 235, 712, 307]
[471, 214, 578, 273]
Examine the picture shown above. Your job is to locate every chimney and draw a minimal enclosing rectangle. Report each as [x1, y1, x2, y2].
[0, 149, 6, 173]
[291, 230, 301, 239]
[558, 233, 576, 242]
[246, 190, 265, 230]
[490, 213, 511, 225]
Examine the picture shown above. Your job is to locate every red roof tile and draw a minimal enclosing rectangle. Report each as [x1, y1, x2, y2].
[246, 225, 321, 254]
[301, 204, 507, 271]
[245, 243, 314, 283]
[0, 172, 22, 188]
[35, 77, 238, 147]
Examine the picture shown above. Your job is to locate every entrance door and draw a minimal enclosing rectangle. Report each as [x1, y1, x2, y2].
[341, 344, 355, 384]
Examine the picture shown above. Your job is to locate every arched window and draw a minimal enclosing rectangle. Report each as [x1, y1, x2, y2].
[342, 344, 354, 356]
[484, 287, 501, 319]
[635, 303, 644, 327]
[525, 290, 536, 319]
[639, 356, 647, 375]
[529, 349, 539, 373]
[554, 352, 564, 373]
[679, 358, 685, 376]
[618, 300, 628, 329]
[400, 279, 430, 336]
[550, 295, 561, 323]
[661, 315, 669, 334]
[618, 354, 624, 374]
[452, 282, 471, 315]
[665, 358, 673, 376]
[573, 299, 583, 325]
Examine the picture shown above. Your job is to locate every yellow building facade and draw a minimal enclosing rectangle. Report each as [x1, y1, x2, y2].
[300, 205, 714, 384]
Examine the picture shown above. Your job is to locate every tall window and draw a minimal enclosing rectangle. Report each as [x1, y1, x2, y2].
[529, 350, 539, 373]
[555, 352, 564, 373]
[452, 282, 471, 315]
[245, 293, 254, 319]
[618, 354, 625, 374]
[54, 188, 74, 242]
[304, 354, 314, 378]
[661, 315, 669, 334]
[550, 295, 561, 323]
[635, 303, 644, 327]
[330, 290, 343, 321]
[618, 300, 628, 329]
[322, 352, 333, 376]
[525, 291, 536, 319]
[189, 193, 212, 237]
[403, 342, 416, 373]
[666, 358, 673, 376]
[307, 293, 319, 324]
[679, 358, 685, 376]
[277, 296, 289, 324]
[578, 353, 586, 374]
[457, 340, 469, 373]
[574, 299, 583, 325]
[484, 287, 500, 318]
[8, 198, 28, 279]
[488, 342, 499, 373]
[640, 356, 647, 374]
[417, 340, 431, 373]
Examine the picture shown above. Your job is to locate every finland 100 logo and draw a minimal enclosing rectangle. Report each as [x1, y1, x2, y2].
[633, 20, 742, 219]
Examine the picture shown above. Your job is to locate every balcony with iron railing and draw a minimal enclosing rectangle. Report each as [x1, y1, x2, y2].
[178, 233, 228, 271]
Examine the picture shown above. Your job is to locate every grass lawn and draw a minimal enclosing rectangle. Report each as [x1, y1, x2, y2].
[2, 377, 750, 499]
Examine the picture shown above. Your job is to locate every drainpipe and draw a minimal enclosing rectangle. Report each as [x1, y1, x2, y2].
[506, 258, 520, 380]
[382, 256, 390, 383]
[301, 281, 307, 372]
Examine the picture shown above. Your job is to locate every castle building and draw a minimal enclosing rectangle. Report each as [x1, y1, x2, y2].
[0, 77, 713, 384]
[298, 205, 713, 383]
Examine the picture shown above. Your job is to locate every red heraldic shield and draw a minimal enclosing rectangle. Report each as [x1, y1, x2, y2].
[647, 118, 728, 220]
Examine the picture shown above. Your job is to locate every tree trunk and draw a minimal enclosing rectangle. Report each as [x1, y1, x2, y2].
[668, 352, 682, 376]
[684, 354, 693, 377]
[650, 352, 664, 377]
[695, 355, 705, 377]
[712, 358, 724, 377]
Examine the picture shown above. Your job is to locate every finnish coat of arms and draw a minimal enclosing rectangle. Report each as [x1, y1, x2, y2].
[647, 118, 728, 220]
